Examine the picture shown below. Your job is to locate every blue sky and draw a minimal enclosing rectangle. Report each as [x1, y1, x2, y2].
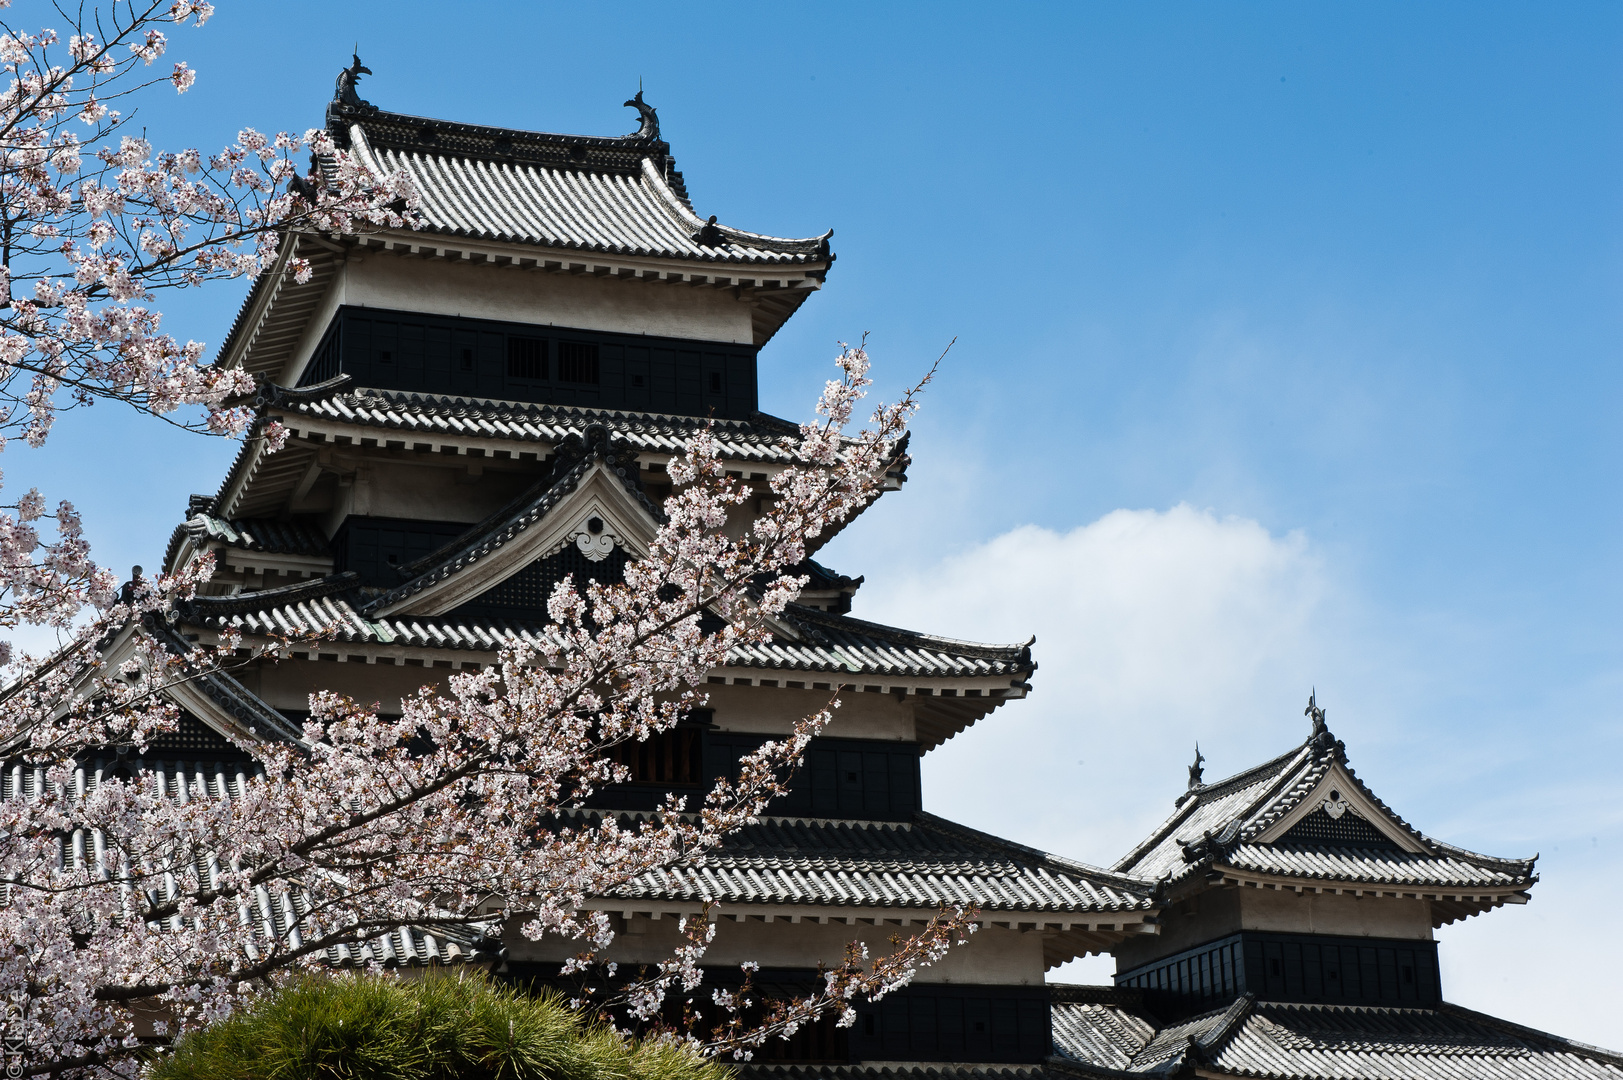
[12, 0, 1621, 1046]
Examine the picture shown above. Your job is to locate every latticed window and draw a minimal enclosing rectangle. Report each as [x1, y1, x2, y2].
[608, 727, 701, 786]
[146, 713, 249, 758]
[506, 336, 547, 380]
[1277, 806, 1401, 849]
[556, 341, 599, 384]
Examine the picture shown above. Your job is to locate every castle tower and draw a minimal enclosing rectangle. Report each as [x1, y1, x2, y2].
[132, 66, 1165, 1069]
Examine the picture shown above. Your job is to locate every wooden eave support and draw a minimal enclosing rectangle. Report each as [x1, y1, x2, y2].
[343, 233, 825, 298]
[277, 420, 792, 478]
[1213, 869, 1533, 915]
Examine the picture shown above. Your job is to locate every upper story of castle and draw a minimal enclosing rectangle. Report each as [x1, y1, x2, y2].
[151, 62, 1037, 770]
[226, 62, 830, 406]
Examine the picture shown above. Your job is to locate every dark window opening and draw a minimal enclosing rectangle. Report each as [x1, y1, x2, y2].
[378, 350, 393, 364]
[507, 336, 547, 380]
[609, 727, 702, 786]
[557, 341, 600, 384]
[461, 347, 475, 371]
[708, 371, 722, 393]
[631, 374, 645, 387]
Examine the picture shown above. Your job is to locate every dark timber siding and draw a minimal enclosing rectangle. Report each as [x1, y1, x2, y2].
[584, 731, 922, 821]
[851, 984, 1051, 1063]
[1115, 931, 1441, 1017]
[298, 307, 758, 418]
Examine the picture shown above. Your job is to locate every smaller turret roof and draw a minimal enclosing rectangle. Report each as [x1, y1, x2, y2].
[1112, 700, 1537, 924]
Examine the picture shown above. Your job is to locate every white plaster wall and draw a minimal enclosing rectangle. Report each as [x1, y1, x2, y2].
[308, 458, 538, 532]
[247, 665, 917, 744]
[1238, 889, 1434, 940]
[503, 916, 1047, 986]
[324, 252, 756, 355]
[244, 660, 450, 712]
[703, 683, 917, 742]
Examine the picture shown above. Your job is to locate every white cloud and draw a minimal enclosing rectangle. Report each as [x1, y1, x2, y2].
[847, 503, 1623, 1048]
[853, 504, 1329, 863]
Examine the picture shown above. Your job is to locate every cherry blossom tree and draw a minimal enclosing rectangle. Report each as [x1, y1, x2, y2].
[0, 5, 972, 1075]
[0, 0, 414, 648]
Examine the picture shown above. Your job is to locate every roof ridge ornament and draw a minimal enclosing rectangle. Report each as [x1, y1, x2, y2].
[623, 89, 659, 141]
[1187, 744, 1205, 790]
[335, 50, 372, 109]
[1305, 687, 1329, 739]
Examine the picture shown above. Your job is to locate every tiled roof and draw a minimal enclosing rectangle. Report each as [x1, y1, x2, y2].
[265, 380, 809, 464]
[183, 513, 330, 556]
[743, 1068, 1053, 1080]
[1218, 843, 1531, 890]
[615, 812, 1157, 917]
[164, 511, 332, 575]
[1050, 993, 1623, 1078]
[1112, 729, 1537, 899]
[4, 750, 493, 969]
[333, 102, 831, 267]
[175, 580, 1033, 684]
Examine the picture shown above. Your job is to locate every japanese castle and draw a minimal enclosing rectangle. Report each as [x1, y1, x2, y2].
[122, 63, 1623, 1079]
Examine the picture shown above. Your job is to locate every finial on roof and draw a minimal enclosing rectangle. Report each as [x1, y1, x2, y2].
[335, 50, 372, 108]
[1187, 744, 1205, 789]
[623, 89, 659, 141]
[1305, 688, 1328, 738]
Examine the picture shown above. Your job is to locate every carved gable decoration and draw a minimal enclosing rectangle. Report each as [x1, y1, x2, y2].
[370, 455, 659, 619]
[1275, 806, 1403, 851]
[1252, 763, 1427, 854]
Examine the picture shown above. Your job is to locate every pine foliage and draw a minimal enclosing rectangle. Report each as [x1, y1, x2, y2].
[147, 973, 736, 1080]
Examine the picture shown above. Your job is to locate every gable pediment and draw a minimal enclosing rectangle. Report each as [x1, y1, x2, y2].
[1252, 763, 1426, 854]
[370, 460, 658, 618]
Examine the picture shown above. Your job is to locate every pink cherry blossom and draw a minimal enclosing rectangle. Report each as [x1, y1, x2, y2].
[0, 5, 969, 1075]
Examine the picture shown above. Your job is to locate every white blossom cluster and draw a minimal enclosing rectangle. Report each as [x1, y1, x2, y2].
[0, 5, 976, 1072]
[0, 0, 416, 658]
[0, 333, 970, 1075]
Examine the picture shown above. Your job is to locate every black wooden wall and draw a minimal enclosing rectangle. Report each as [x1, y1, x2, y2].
[299, 307, 759, 419]
[1115, 930, 1441, 1017]
[502, 963, 1051, 1065]
[582, 728, 921, 821]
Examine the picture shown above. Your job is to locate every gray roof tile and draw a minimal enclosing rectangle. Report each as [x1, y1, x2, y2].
[334, 105, 831, 266]
[612, 813, 1155, 915]
[267, 381, 809, 464]
[1112, 731, 1536, 896]
[1051, 993, 1623, 1078]
[176, 581, 1032, 683]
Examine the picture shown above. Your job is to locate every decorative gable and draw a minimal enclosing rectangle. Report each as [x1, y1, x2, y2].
[452, 541, 629, 620]
[1275, 806, 1403, 851]
[1251, 762, 1425, 854]
[365, 427, 660, 618]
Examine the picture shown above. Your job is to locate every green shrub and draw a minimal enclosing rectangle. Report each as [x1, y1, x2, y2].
[147, 972, 736, 1080]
